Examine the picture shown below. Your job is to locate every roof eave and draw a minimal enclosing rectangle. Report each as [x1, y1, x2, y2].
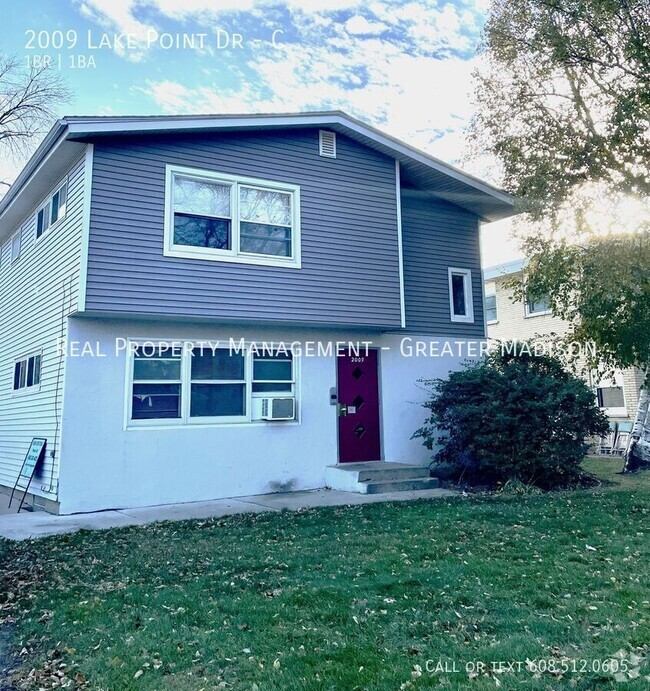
[0, 120, 70, 219]
[63, 112, 516, 215]
[0, 111, 518, 225]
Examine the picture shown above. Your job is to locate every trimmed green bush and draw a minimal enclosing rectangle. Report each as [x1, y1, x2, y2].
[414, 349, 609, 489]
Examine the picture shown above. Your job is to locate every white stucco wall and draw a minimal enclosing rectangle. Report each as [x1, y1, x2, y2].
[57, 319, 471, 513]
[379, 334, 470, 465]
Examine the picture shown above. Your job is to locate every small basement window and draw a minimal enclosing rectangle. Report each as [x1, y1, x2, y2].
[448, 268, 474, 323]
[319, 130, 337, 158]
[13, 353, 42, 392]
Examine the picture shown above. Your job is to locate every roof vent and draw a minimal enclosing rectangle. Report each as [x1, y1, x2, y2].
[319, 130, 337, 158]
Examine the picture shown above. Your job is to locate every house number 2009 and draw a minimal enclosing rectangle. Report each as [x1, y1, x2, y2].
[350, 357, 365, 363]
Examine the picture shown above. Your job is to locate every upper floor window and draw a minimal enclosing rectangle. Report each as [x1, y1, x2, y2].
[448, 268, 474, 323]
[13, 353, 42, 393]
[10, 232, 21, 264]
[524, 288, 551, 317]
[36, 181, 68, 240]
[164, 165, 301, 269]
[485, 281, 497, 323]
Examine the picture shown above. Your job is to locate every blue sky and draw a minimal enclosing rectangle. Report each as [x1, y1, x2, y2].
[1, 0, 520, 263]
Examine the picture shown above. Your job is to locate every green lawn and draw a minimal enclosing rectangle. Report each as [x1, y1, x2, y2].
[1, 458, 649, 690]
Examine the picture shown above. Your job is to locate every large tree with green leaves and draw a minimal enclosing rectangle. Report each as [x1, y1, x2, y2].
[471, 0, 650, 470]
[471, 0, 649, 218]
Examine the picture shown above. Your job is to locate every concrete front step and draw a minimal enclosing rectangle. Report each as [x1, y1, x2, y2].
[363, 477, 440, 494]
[325, 461, 438, 494]
[357, 465, 429, 482]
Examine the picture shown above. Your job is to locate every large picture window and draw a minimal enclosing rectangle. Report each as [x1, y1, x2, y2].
[127, 342, 297, 426]
[164, 166, 301, 268]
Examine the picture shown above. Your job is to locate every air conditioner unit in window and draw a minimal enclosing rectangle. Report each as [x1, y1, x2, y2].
[261, 397, 296, 421]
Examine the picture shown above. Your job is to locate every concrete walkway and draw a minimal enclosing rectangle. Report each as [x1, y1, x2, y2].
[0, 487, 456, 541]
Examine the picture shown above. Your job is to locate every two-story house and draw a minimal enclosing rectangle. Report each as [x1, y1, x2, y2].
[484, 259, 644, 425]
[0, 112, 515, 514]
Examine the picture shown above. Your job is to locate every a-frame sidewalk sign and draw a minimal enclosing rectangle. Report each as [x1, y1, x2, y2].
[8, 438, 47, 513]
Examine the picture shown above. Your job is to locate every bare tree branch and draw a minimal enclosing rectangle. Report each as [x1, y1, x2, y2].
[0, 54, 72, 158]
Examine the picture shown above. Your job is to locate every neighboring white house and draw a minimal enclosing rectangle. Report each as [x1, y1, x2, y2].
[484, 259, 644, 424]
[0, 112, 516, 514]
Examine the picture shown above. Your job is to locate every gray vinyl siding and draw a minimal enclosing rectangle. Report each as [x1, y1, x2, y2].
[0, 153, 86, 498]
[401, 192, 485, 336]
[85, 129, 401, 327]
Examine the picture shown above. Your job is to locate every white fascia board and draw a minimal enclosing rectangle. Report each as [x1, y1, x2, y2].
[0, 122, 69, 219]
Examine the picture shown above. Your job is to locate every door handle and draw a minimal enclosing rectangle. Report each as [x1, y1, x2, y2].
[338, 404, 348, 417]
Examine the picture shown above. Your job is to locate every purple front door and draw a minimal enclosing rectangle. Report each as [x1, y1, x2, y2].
[337, 350, 381, 463]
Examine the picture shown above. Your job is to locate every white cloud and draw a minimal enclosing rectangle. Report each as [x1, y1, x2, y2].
[78, 0, 364, 33]
[76, 0, 154, 60]
[140, 33, 480, 165]
[149, 0, 258, 16]
[372, 1, 476, 53]
[77, 0, 491, 168]
[0, 158, 22, 198]
[283, 0, 362, 9]
[481, 218, 523, 267]
[143, 80, 196, 112]
[344, 15, 389, 36]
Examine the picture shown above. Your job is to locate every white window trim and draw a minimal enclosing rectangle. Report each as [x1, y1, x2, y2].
[524, 300, 552, 318]
[185, 349, 250, 426]
[448, 267, 474, 323]
[592, 370, 627, 417]
[251, 354, 296, 399]
[484, 281, 498, 325]
[125, 340, 299, 429]
[10, 231, 21, 264]
[35, 179, 68, 244]
[12, 350, 43, 396]
[163, 165, 302, 269]
[522, 281, 551, 317]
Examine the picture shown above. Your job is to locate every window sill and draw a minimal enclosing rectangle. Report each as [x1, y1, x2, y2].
[487, 319, 499, 325]
[524, 310, 552, 318]
[600, 407, 627, 417]
[164, 246, 301, 269]
[12, 385, 42, 397]
[126, 419, 301, 431]
[35, 215, 67, 245]
[450, 316, 475, 324]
